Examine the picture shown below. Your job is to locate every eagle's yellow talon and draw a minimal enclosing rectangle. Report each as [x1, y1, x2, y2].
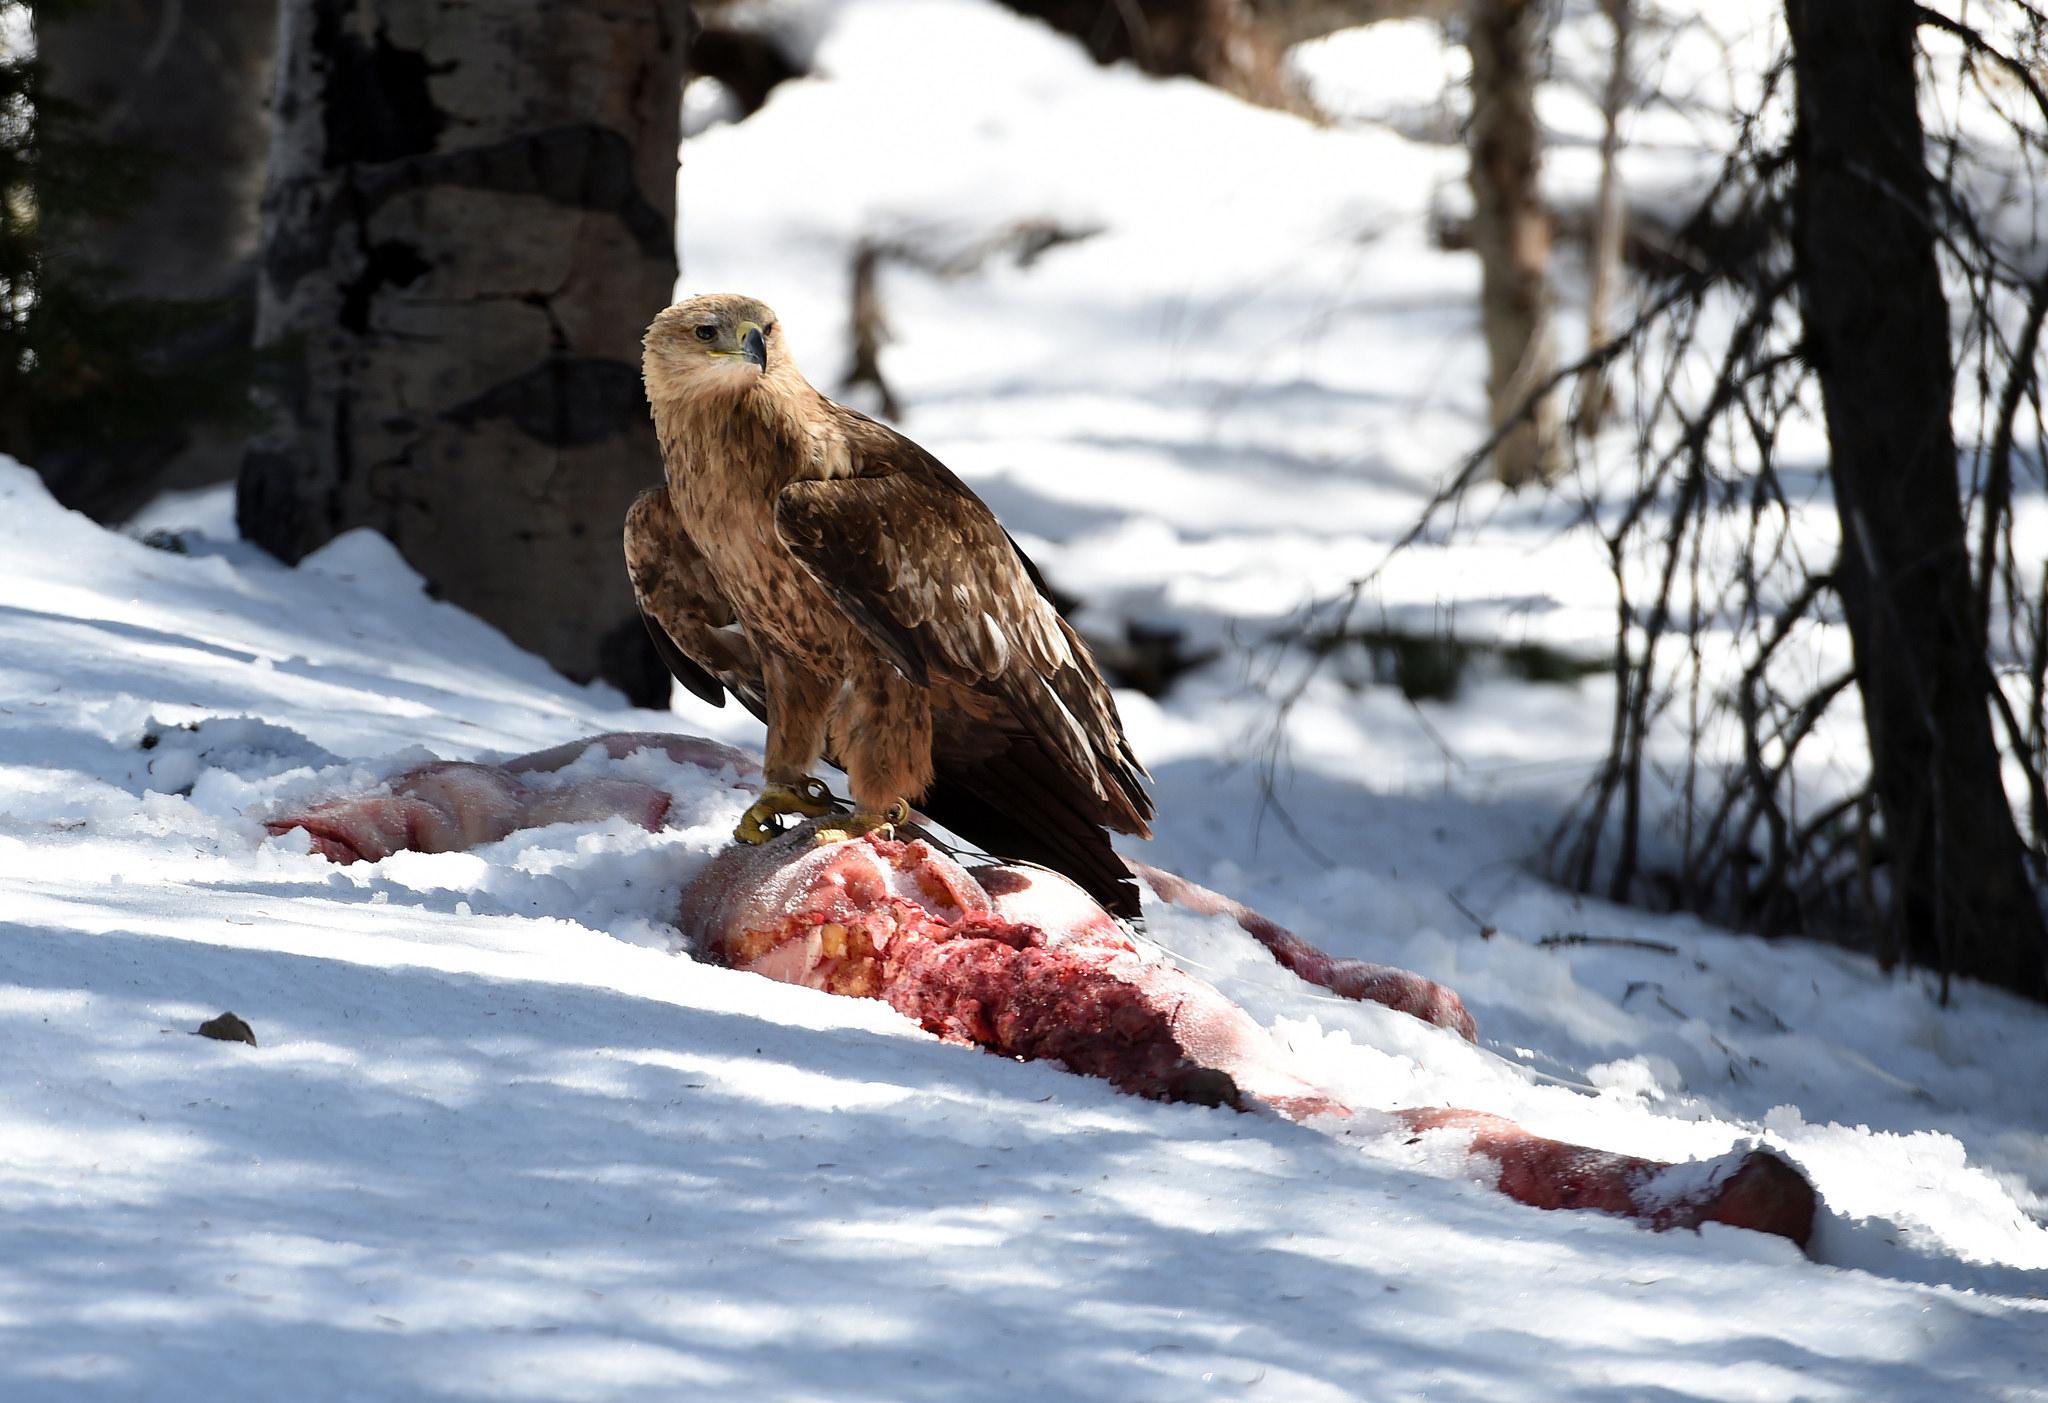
[733, 781, 837, 845]
[813, 798, 912, 846]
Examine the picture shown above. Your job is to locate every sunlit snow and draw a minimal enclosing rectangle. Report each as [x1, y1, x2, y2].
[4, 1, 2046, 1398]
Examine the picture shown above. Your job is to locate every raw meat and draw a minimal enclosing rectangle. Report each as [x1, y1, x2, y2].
[266, 732, 1818, 1247]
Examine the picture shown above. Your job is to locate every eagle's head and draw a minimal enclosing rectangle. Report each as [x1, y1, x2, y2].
[642, 293, 788, 408]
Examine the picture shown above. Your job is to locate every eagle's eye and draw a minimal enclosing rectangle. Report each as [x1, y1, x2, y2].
[693, 324, 717, 343]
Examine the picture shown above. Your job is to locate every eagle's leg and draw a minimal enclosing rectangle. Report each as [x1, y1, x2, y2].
[734, 659, 840, 845]
[818, 665, 934, 843]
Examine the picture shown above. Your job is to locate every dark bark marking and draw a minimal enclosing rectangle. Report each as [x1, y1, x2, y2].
[312, 0, 448, 167]
[381, 125, 671, 260]
[265, 123, 670, 296]
[442, 355, 645, 448]
[337, 239, 431, 333]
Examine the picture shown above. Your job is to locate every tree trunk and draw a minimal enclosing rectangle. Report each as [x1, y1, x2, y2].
[1786, 0, 2048, 1000]
[1465, 0, 1563, 486]
[30, 0, 275, 520]
[1575, 0, 1631, 436]
[240, 0, 688, 703]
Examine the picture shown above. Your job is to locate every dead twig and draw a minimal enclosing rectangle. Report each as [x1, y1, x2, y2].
[1538, 932, 1679, 955]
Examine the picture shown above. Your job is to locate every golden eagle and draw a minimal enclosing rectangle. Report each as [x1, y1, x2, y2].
[628, 293, 1152, 915]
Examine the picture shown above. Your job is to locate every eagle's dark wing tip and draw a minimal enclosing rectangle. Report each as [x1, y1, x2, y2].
[1101, 869, 1145, 922]
[639, 604, 728, 709]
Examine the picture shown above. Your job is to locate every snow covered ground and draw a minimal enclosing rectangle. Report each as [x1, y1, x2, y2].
[5, 1, 2048, 1397]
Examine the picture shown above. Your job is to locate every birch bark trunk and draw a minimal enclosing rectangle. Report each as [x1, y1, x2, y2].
[240, 0, 689, 700]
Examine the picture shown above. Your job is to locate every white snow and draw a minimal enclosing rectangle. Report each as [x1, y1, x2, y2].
[5, 1, 2048, 1397]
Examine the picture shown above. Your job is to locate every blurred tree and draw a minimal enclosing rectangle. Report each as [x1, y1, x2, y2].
[687, 0, 803, 119]
[0, 0, 268, 519]
[1000, 0, 1312, 112]
[1784, 0, 2046, 998]
[1574, 0, 1631, 435]
[240, 0, 690, 703]
[997, 0, 1455, 113]
[1463, 0, 1562, 485]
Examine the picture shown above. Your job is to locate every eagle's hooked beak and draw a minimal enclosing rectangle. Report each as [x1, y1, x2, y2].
[740, 324, 767, 370]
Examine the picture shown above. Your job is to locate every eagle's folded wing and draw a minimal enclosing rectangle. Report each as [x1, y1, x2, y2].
[773, 445, 1150, 838]
[624, 487, 768, 721]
